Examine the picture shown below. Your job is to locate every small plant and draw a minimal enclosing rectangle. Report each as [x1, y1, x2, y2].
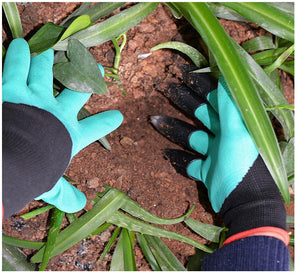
[3, 186, 227, 270]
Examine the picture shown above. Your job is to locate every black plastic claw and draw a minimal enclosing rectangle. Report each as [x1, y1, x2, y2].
[163, 149, 204, 179]
[162, 83, 207, 118]
[150, 115, 199, 152]
[183, 71, 218, 98]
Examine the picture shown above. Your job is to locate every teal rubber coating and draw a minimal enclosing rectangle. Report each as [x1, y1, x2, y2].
[3, 39, 123, 213]
[187, 75, 258, 212]
[189, 131, 210, 156]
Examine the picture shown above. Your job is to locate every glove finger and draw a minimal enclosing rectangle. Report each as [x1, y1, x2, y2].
[162, 83, 220, 134]
[183, 71, 218, 100]
[217, 76, 246, 132]
[73, 110, 123, 156]
[187, 159, 204, 182]
[2, 38, 30, 87]
[34, 177, 86, 213]
[163, 149, 204, 179]
[150, 115, 212, 155]
[162, 83, 207, 118]
[28, 49, 54, 95]
[56, 88, 92, 116]
[194, 101, 220, 134]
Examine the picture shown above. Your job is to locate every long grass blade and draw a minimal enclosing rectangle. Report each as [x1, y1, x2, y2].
[120, 190, 194, 225]
[53, 2, 158, 50]
[136, 233, 161, 271]
[2, 234, 44, 250]
[21, 205, 54, 219]
[121, 229, 137, 271]
[264, 44, 294, 74]
[31, 188, 125, 263]
[2, 243, 37, 271]
[242, 35, 275, 52]
[106, 210, 213, 253]
[185, 218, 225, 243]
[173, 2, 290, 205]
[110, 229, 125, 270]
[97, 227, 121, 265]
[144, 234, 186, 271]
[231, 40, 294, 140]
[3, 2, 23, 38]
[206, 2, 248, 22]
[222, 2, 294, 42]
[151, 41, 207, 68]
[39, 208, 64, 271]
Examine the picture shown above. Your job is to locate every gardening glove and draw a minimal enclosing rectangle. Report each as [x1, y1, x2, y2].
[2, 38, 123, 215]
[151, 70, 289, 271]
[151, 72, 259, 212]
[151, 70, 287, 241]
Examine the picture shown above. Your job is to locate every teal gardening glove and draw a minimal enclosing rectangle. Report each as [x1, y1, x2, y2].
[2, 38, 123, 213]
[151, 72, 258, 212]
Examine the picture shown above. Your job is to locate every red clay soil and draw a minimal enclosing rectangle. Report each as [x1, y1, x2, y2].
[2, 3, 294, 271]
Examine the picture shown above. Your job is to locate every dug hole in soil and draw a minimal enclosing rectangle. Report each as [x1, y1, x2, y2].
[2, 3, 294, 271]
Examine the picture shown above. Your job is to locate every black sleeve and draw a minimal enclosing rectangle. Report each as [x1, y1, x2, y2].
[2, 102, 72, 219]
[203, 155, 289, 270]
[202, 236, 290, 271]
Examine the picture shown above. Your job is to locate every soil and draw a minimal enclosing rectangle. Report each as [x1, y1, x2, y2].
[2, 2, 294, 271]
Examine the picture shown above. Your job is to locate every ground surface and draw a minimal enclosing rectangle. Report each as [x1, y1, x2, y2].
[2, 2, 294, 271]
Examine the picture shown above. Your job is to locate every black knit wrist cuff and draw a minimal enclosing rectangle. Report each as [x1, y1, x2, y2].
[219, 155, 287, 238]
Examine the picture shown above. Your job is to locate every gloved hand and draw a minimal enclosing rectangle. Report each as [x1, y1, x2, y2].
[2, 38, 123, 213]
[151, 71, 259, 212]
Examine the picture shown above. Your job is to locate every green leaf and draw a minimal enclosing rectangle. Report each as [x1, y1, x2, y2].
[231, 42, 294, 141]
[151, 41, 207, 68]
[21, 205, 54, 219]
[53, 39, 107, 94]
[53, 2, 158, 50]
[3, 2, 23, 38]
[60, 2, 92, 27]
[2, 243, 37, 271]
[185, 218, 225, 243]
[173, 2, 290, 205]
[242, 35, 275, 52]
[279, 60, 294, 76]
[61, 2, 125, 27]
[120, 192, 194, 225]
[144, 235, 186, 271]
[280, 137, 294, 181]
[39, 208, 64, 271]
[206, 2, 248, 22]
[222, 3, 294, 42]
[59, 15, 93, 42]
[136, 233, 161, 271]
[65, 212, 78, 224]
[121, 229, 137, 271]
[83, 2, 126, 24]
[106, 210, 213, 253]
[252, 47, 288, 66]
[163, 3, 183, 19]
[90, 222, 112, 236]
[265, 104, 294, 111]
[264, 44, 294, 74]
[2, 234, 44, 250]
[28, 23, 65, 54]
[97, 227, 121, 265]
[110, 229, 125, 271]
[31, 188, 125, 263]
